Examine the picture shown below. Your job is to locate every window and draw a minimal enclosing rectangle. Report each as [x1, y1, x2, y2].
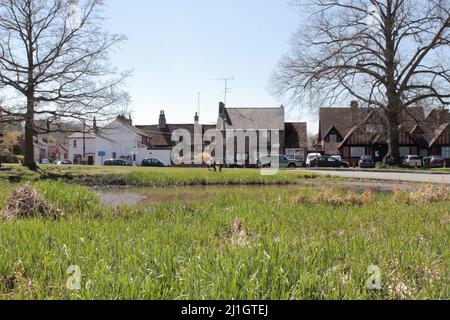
[350, 147, 365, 158]
[112, 152, 117, 159]
[279, 156, 289, 163]
[329, 134, 338, 143]
[328, 157, 337, 162]
[73, 140, 77, 148]
[399, 147, 410, 157]
[442, 147, 450, 159]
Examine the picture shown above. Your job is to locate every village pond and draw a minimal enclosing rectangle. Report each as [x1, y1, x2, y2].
[94, 181, 418, 207]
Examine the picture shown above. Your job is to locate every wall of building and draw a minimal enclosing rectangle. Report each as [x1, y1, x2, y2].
[94, 120, 144, 165]
[68, 137, 96, 164]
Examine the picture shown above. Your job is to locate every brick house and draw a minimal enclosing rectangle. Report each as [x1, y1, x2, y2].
[319, 102, 450, 166]
[415, 108, 450, 162]
[48, 143, 69, 162]
[216, 103, 308, 165]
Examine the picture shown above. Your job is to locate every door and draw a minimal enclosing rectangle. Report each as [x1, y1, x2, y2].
[74, 154, 82, 165]
[88, 156, 94, 165]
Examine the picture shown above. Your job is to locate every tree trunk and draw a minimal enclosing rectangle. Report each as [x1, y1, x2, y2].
[24, 7, 37, 172]
[23, 94, 37, 171]
[387, 111, 400, 165]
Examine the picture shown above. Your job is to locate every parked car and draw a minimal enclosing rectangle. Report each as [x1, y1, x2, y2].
[309, 155, 350, 168]
[358, 155, 375, 168]
[258, 155, 303, 168]
[141, 158, 171, 167]
[331, 155, 342, 162]
[40, 159, 50, 164]
[103, 159, 132, 166]
[56, 160, 72, 165]
[403, 155, 422, 168]
[306, 153, 321, 167]
[423, 156, 445, 168]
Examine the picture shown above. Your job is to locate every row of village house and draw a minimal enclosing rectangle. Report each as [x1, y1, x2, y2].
[67, 102, 450, 167]
[67, 103, 308, 166]
[318, 102, 450, 166]
[1, 102, 449, 166]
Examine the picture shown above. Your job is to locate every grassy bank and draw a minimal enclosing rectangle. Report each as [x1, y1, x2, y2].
[0, 165, 326, 187]
[0, 180, 448, 300]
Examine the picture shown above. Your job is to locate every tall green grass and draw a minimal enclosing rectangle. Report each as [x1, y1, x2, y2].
[0, 181, 448, 300]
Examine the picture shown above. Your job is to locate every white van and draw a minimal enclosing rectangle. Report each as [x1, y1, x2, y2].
[306, 153, 321, 167]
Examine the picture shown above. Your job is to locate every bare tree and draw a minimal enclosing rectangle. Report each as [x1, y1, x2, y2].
[0, 0, 130, 170]
[273, 0, 450, 163]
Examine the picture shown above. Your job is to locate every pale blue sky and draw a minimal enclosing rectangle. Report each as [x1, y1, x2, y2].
[103, 0, 316, 132]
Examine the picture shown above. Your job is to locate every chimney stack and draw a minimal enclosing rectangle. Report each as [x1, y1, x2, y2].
[219, 102, 225, 118]
[159, 110, 167, 129]
[350, 101, 359, 125]
[194, 112, 199, 125]
[93, 117, 98, 134]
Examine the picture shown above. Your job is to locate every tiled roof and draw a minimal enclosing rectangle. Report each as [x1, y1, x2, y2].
[319, 107, 371, 139]
[136, 124, 216, 148]
[68, 132, 96, 139]
[285, 122, 307, 149]
[115, 117, 152, 138]
[220, 107, 285, 131]
[319, 107, 426, 140]
[428, 123, 449, 147]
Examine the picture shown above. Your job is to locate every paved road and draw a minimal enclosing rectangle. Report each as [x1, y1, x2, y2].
[301, 170, 450, 184]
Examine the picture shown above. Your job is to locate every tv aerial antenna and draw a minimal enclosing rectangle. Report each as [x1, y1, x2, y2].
[215, 77, 234, 105]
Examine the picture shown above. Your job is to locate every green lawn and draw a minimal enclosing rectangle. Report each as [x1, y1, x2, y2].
[0, 177, 448, 300]
[0, 164, 327, 187]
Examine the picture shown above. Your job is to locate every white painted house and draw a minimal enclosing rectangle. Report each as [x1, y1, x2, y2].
[68, 115, 154, 165]
[94, 116, 152, 165]
[68, 132, 96, 165]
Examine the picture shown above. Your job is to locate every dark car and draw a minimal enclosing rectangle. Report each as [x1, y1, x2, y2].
[358, 155, 375, 168]
[423, 156, 445, 168]
[103, 159, 132, 166]
[142, 158, 171, 167]
[309, 155, 350, 168]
